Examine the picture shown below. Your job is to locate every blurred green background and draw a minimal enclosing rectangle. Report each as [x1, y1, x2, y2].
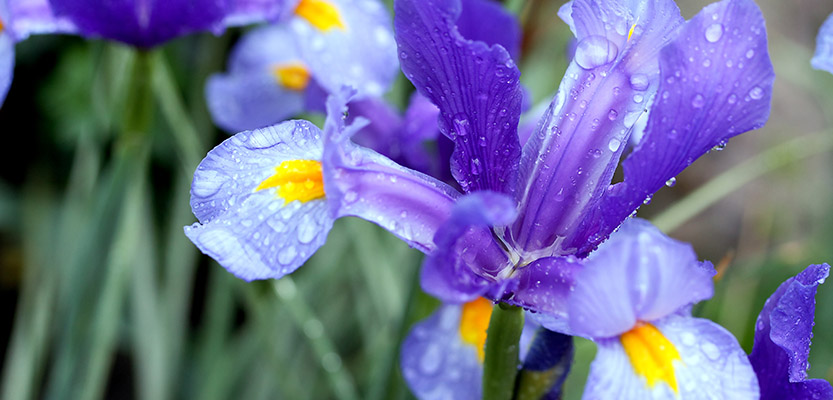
[0, 0, 832, 399]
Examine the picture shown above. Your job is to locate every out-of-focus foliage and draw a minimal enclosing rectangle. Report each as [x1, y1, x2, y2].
[0, 0, 831, 399]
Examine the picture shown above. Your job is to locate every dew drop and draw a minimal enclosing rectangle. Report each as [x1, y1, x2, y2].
[745, 49, 755, 59]
[748, 86, 764, 100]
[727, 94, 738, 104]
[629, 74, 649, 91]
[665, 177, 677, 187]
[608, 109, 619, 120]
[574, 35, 619, 70]
[608, 138, 622, 152]
[691, 93, 705, 108]
[705, 23, 723, 42]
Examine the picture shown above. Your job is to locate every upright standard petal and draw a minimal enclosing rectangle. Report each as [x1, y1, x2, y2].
[749, 264, 833, 400]
[0, 34, 12, 107]
[569, 0, 775, 255]
[567, 219, 714, 339]
[291, 0, 398, 98]
[510, 0, 683, 258]
[395, 0, 523, 195]
[185, 120, 333, 281]
[456, 0, 521, 60]
[322, 89, 461, 253]
[812, 13, 833, 74]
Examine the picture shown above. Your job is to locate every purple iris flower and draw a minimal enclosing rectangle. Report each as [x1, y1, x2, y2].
[46, 0, 286, 48]
[812, 12, 833, 74]
[1, 0, 75, 106]
[749, 263, 833, 399]
[206, 0, 399, 133]
[388, 0, 775, 325]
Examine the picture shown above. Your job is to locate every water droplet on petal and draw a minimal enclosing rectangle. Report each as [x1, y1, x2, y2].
[748, 86, 764, 100]
[745, 49, 755, 59]
[665, 177, 677, 187]
[608, 109, 619, 120]
[705, 23, 723, 42]
[691, 93, 705, 108]
[608, 138, 621, 152]
[629, 74, 649, 91]
[574, 35, 619, 69]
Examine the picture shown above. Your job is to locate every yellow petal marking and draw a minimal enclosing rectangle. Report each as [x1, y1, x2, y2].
[0, 18, 5, 33]
[620, 322, 681, 393]
[459, 297, 493, 362]
[272, 62, 311, 91]
[255, 159, 325, 204]
[627, 18, 640, 42]
[294, 0, 346, 32]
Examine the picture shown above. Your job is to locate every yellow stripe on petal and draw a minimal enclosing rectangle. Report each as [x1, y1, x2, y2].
[255, 160, 325, 204]
[620, 322, 681, 393]
[459, 298, 493, 362]
[294, 0, 346, 32]
[272, 62, 311, 91]
[0, 18, 5, 33]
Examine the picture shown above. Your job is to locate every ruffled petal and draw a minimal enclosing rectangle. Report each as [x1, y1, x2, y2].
[568, 219, 714, 339]
[570, 0, 775, 255]
[394, 0, 523, 195]
[584, 315, 759, 399]
[510, 0, 683, 257]
[749, 264, 833, 400]
[811, 13, 833, 74]
[185, 120, 334, 280]
[322, 89, 461, 254]
[420, 192, 516, 303]
[0, 35, 12, 107]
[291, 0, 397, 98]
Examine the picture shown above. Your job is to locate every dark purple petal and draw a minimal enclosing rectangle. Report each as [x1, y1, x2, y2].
[507, 256, 580, 334]
[517, 329, 574, 400]
[812, 13, 833, 74]
[569, 0, 775, 255]
[420, 192, 516, 303]
[509, 0, 683, 257]
[185, 120, 334, 281]
[394, 0, 523, 195]
[322, 89, 461, 254]
[749, 264, 833, 400]
[5, 0, 76, 40]
[49, 0, 228, 47]
[457, 0, 521, 60]
[0, 35, 12, 107]
[347, 97, 403, 160]
[568, 219, 714, 339]
[400, 92, 444, 177]
[585, 315, 759, 398]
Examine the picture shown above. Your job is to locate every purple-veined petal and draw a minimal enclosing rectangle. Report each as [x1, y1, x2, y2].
[400, 92, 443, 177]
[291, 0, 397, 98]
[5, 0, 76, 40]
[0, 34, 12, 107]
[48, 0, 227, 47]
[322, 88, 461, 254]
[749, 264, 833, 400]
[394, 0, 523, 195]
[457, 0, 521, 60]
[508, 256, 580, 334]
[509, 0, 683, 258]
[206, 73, 306, 133]
[568, 0, 775, 256]
[812, 13, 833, 74]
[568, 219, 714, 339]
[185, 120, 333, 281]
[420, 192, 516, 303]
[584, 315, 759, 399]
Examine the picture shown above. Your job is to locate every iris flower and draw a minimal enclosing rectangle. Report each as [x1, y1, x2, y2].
[1, 0, 75, 106]
[45, 0, 286, 48]
[206, 0, 399, 132]
[812, 12, 833, 74]
[386, 0, 775, 328]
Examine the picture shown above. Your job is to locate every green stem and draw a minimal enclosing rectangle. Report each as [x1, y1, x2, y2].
[482, 303, 524, 400]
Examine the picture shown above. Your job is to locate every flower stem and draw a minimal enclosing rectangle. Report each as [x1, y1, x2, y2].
[482, 302, 524, 400]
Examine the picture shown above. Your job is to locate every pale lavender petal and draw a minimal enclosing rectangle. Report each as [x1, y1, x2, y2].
[395, 0, 523, 195]
[509, 0, 683, 257]
[222, 0, 292, 27]
[6, 0, 76, 40]
[0, 35, 12, 107]
[185, 121, 333, 281]
[570, 0, 775, 255]
[568, 219, 714, 338]
[584, 315, 759, 399]
[812, 13, 833, 74]
[205, 73, 305, 133]
[322, 89, 461, 254]
[291, 0, 398, 98]
[749, 264, 833, 400]
[457, 0, 521, 60]
[420, 192, 516, 303]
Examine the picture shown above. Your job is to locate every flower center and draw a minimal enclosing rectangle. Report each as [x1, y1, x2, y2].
[459, 297, 493, 362]
[294, 0, 346, 32]
[620, 322, 681, 393]
[272, 62, 311, 91]
[255, 160, 325, 204]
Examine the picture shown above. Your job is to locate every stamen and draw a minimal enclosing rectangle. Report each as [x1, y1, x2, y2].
[272, 62, 311, 91]
[459, 298, 493, 362]
[256, 160, 325, 204]
[620, 322, 681, 393]
[294, 0, 346, 32]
